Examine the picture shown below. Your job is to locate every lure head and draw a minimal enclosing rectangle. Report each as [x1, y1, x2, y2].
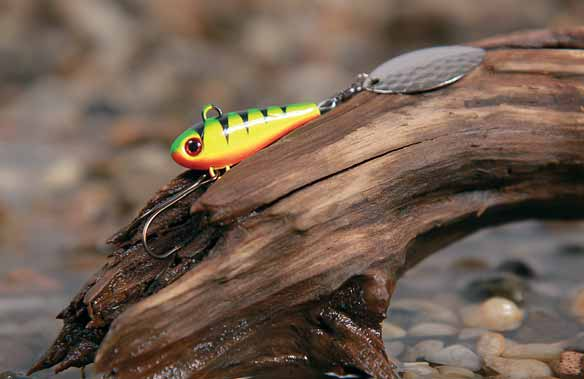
[171, 104, 223, 170]
[170, 123, 206, 170]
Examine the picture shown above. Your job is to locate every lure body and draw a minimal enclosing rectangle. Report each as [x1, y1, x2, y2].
[171, 102, 320, 172]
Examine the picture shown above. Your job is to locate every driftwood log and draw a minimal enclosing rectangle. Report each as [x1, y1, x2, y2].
[31, 28, 584, 379]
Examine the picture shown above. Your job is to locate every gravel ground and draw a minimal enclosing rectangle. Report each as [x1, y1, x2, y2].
[0, 1, 583, 378]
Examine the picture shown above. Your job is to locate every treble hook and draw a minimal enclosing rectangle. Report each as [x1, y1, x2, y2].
[141, 174, 217, 259]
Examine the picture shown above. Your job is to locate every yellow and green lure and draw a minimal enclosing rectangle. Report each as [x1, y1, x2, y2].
[170, 103, 321, 177]
[142, 45, 487, 258]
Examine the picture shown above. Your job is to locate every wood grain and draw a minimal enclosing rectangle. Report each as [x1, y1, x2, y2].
[32, 27, 584, 379]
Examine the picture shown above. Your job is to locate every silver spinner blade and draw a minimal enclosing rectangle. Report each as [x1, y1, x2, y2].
[363, 45, 485, 94]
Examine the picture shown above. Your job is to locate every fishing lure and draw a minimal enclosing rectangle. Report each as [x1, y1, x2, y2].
[141, 45, 486, 259]
[170, 103, 322, 177]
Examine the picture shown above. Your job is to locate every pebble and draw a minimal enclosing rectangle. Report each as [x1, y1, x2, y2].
[0, 372, 31, 379]
[570, 288, 584, 321]
[476, 332, 506, 359]
[461, 273, 526, 304]
[496, 259, 536, 279]
[485, 356, 552, 379]
[425, 344, 482, 372]
[391, 299, 459, 325]
[403, 340, 445, 362]
[41, 158, 85, 194]
[566, 332, 584, 352]
[408, 322, 458, 337]
[558, 243, 584, 256]
[382, 321, 407, 339]
[461, 297, 524, 331]
[514, 309, 581, 343]
[386, 341, 405, 358]
[550, 351, 584, 378]
[502, 339, 565, 361]
[436, 365, 475, 378]
[458, 328, 488, 340]
[402, 362, 437, 378]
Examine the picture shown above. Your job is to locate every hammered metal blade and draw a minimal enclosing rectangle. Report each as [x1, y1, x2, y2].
[363, 45, 485, 94]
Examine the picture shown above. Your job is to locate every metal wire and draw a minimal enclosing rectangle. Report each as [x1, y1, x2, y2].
[318, 73, 368, 113]
[141, 174, 217, 259]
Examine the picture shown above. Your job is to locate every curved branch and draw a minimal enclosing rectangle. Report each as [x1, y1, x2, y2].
[33, 28, 584, 379]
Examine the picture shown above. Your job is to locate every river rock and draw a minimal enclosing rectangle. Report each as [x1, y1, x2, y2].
[461, 297, 524, 331]
[570, 288, 584, 321]
[459, 328, 488, 340]
[550, 351, 584, 378]
[391, 299, 459, 325]
[436, 365, 476, 378]
[461, 273, 526, 304]
[382, 321, 407, 339]
[497, 259, 536, 279]
[558, 244, 584, 256]
[425, 344, 482, 372]
[387, 341, 405, 358]
[485, 356, 552, 379]
[476, 332, 505, 359]
[402, 362, 437, 377]
[514, 309, 581, 343]
[408, 322, 458, 337]
[502, 339, 565, 361]
[403, 340, 445, 362]
[41, 158, 85, 194]
[0, 372, 31, 379]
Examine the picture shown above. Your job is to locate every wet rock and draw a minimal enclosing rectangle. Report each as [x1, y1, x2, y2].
[408, 322, 458, 337]
[425, 344, 482, 372]
[403, 340, 445, 362]
[550, 351, 584, 378]
[502, 339, 565, 362]
[570, 288, 584, 322]
[391, 299, 459, 325]
[477, 332, 506, 359]
[461, 297, 524, 331]
[461, 273, 526, 304]
[485, 356, 552, 379]
[382, 321, 407, 339]
[497, 259, 536, 279]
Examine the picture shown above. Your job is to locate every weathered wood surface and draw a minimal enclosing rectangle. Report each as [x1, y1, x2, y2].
[32, 28, 584, 379]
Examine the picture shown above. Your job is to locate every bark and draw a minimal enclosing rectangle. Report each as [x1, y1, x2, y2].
[31, 27, 584, 379]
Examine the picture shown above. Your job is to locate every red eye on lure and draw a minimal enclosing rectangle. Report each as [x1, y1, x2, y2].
[141, 46, 485, 259]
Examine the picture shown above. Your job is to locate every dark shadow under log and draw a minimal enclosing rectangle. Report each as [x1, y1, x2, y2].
[32, 28, 584, 379]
